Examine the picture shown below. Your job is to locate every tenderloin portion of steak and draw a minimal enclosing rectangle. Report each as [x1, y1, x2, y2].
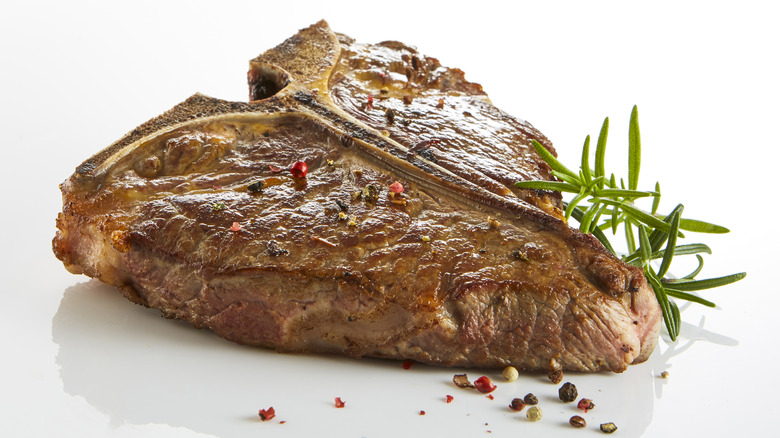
[53, 20, 661, 372]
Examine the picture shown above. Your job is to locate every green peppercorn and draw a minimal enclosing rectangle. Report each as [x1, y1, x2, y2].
[600, 422, 618, 434]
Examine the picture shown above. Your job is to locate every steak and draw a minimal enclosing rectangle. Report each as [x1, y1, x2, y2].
[53, 20, 661, 372]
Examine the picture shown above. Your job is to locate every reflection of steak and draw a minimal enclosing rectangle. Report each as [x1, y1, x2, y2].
[53, 20, 660, 372]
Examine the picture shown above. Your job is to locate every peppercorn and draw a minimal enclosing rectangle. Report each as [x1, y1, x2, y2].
[558, 382, 578, 403]
[526, 406, 542, 422]
[290, 161, 308, 178]
[523, 393, 538, 405]
[509, 398, 526, 411]
[548, 369, 563, 384]
[362, 184, 379, 201]
[385, 108, 395, 123]
[502, 366, 518, 382]
[474, 376, 497, 394]
[577, 398, 595, 412]
[388, 181, 404, 194]
[569, 415, 586, 428]
[600, 422, 618, 434]
[661, 370, 669, 378]
[247, 180, 263, 193]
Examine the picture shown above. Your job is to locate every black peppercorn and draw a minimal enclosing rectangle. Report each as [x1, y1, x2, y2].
[523, 393, 538, 405]
[558, 382, 578, 403]
[247, 180, 263, 193]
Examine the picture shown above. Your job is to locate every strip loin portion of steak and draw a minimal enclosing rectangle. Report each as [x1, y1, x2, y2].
[53, 20, 661, 372]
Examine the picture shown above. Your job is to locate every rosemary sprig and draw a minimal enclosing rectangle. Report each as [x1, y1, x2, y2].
[515, 106, 746, 341]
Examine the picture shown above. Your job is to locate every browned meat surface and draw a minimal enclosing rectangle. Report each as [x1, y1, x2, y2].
[53, 20, 661, 372]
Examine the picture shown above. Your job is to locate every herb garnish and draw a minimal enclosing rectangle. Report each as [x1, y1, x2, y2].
[515, 106, 745, 341]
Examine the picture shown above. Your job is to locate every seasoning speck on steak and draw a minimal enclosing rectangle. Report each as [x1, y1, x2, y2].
[53, 20, 661, 372]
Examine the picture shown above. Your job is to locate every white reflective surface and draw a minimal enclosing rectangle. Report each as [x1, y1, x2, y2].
[2, 1, 778, 436]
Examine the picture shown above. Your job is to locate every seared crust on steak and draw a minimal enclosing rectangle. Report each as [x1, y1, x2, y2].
[54, 20, 661, 372]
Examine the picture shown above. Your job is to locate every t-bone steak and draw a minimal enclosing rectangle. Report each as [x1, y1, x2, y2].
[53, 20, 661, 372]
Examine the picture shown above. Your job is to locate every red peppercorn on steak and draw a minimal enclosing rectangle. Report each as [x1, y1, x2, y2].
[53, 21, 661, 372]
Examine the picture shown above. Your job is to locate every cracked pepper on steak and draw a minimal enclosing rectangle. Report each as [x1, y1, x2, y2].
[53, 20, 661, 372]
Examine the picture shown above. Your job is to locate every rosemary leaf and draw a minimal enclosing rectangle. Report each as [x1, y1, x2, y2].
[595, 117, 609, 188]
[585, 175, 606, 191]
[531, 139, 578, 180]
[678, 218, 730, 234]
[593, 188, 656, 199]
[663, 272, 747, 291]
[581, 135, 592, 184]
[638, 225, 652, 264]
[564, 191, 589, 220]
[611, 201, 619, 234]
[579, 202, 602, 233]
[647, 269, 679, 340]
[628, 105, 641, 190]
[515, 180, 580, 193]
[669, 299, 681, 339]
[664, 289, 716, 307]
[657, 243, 712, 257]
[624, 242, 712, 264]
[599, 199, 671, 231]
[551, 170, 582, 187]
[682, 255, 705, 279]
[657, 207, 682, 278]
[652, 181, 661, 214]
[590, 204, 609, 233]
[648, 204, 684, 252]
[624, 220, 637, 254]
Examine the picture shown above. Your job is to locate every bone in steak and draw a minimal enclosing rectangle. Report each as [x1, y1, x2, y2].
[53, 20, 661, 372]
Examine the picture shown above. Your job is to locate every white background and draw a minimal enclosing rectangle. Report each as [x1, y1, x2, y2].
[2, 1, 778, 436]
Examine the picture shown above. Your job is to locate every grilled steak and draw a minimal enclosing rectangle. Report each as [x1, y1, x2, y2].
[53, 20, 661, 372]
